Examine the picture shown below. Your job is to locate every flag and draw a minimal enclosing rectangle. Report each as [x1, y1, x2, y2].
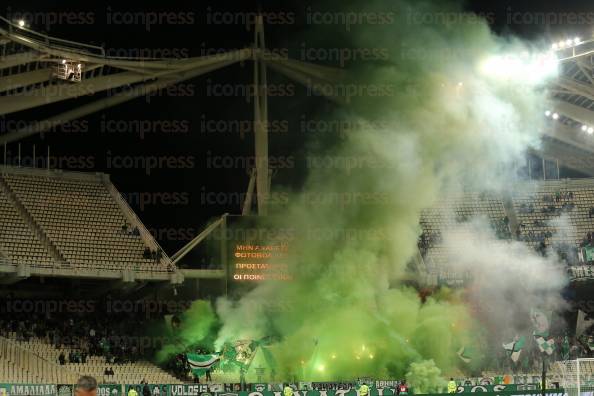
[535, 336, 555, 355]
[531, 309, 550, 338]
[531, 309, 555, 355]
[585, 336, 594, 351]
[186, 353, 220, 375]
[562, 335, 570, 360]
[585, 246, 594, 262]
[503, 336, 526, 362]
[457, 346, 472, 364]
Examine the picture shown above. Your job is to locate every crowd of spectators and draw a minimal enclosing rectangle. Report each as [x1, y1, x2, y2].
[143, 248, 162, 261]
[123, 223, 165, 262]
[514, 190, 580, 259]
[491, 216, 511, 239]
[166, 354, 190, 381]
[417, 215, 511, 259]
[581, 232, 594, 248]
[0, 299, 162, 367]
[572, 231, 594, 266]
[417, 230, 441, 257]
[415, 187, 594, 271]
[164, 347, 219, 383]
[518, 203, 535, 214]
[0, 296, 224, 383]
[491, 332, 590, 374]
[122, 223, 140, 237]
[58, 349, 87, 364]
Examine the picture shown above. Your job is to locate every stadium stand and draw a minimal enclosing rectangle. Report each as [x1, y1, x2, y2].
[0, 336, 78, 384]
[509, 179, 594, 266]
[418, 179, 594, 283]
[6, 166, 594, 382]
[0, 165, 176, 276]
[0, 182, 56, 267]
[0, 298, 186, 384]
[0, 335, 181, 384]
[0, 165, 193, 383]
[512, 181, 577, 249]
[419, 190, 511, 282]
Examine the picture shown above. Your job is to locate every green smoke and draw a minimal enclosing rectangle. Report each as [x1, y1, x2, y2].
[162, 0, 553, 384]
[406, 360, 447, 394]
[156, 300, 218, 363]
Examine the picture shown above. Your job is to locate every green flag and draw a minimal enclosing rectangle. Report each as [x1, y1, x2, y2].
[186, 353, 220, 375]
[503, 335, 526, 362]
[562, 335, 570, 360]
[531, 309, 555, 355]
[585, 246, 594, 262]
[457, 346, 472, 364]
[531, 309, 551, 338]
[535, 336, 555, 355]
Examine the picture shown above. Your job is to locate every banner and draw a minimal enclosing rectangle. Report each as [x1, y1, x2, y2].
[125, 384, 227, 396]
[125, 385, 169, 396]
[309, 384, 357, 391]
[0, 385, 563, 396]
[124, 383, 546, 396]
[98, 385, 123, 396]
[0, 384, 57, 396]
[169, 384, 214, 396]
[455, 385, 543, 393]
[438, 392, 559, 396]
[57, 385, 73, 396]
[123, 390, 563, 396]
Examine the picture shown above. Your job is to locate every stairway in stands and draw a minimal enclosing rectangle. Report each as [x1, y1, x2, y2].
[0, 336, 78, 383]
[0, 175, 68, 268]
[8, 336, 182, 384]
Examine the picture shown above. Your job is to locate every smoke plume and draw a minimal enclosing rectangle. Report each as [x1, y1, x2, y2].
[163, 0, 563, 383]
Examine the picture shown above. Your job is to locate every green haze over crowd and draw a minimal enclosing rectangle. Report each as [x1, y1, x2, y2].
[158, 0, 558, 387]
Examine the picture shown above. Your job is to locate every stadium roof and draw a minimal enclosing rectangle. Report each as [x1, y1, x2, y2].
[2, 15, 594, 177]
[0, 14, 345, 216]
[545, 39, 594, 175]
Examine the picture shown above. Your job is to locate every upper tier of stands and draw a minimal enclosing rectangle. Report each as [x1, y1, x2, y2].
[419, 178, 594, 282]
[512, 179, 594, 249]
[0, 166, 175, 275]
[0, 183, 55, 267]
[419, 190, 509, 279]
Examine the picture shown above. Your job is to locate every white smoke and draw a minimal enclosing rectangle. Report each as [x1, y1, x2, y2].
[436, 217, 568, 351]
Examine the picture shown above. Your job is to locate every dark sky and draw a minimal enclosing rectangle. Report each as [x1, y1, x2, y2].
[0, 0, 590, 256]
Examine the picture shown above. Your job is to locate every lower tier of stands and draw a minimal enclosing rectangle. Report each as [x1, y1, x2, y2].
[0, 335, 181, 385]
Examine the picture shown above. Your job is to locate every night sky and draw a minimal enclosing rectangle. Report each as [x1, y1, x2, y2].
[1, 0, 591, 256]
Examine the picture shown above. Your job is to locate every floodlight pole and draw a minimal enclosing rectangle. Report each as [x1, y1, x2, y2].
[253, 15, 269, 216]
[242, 168, 257, 215]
